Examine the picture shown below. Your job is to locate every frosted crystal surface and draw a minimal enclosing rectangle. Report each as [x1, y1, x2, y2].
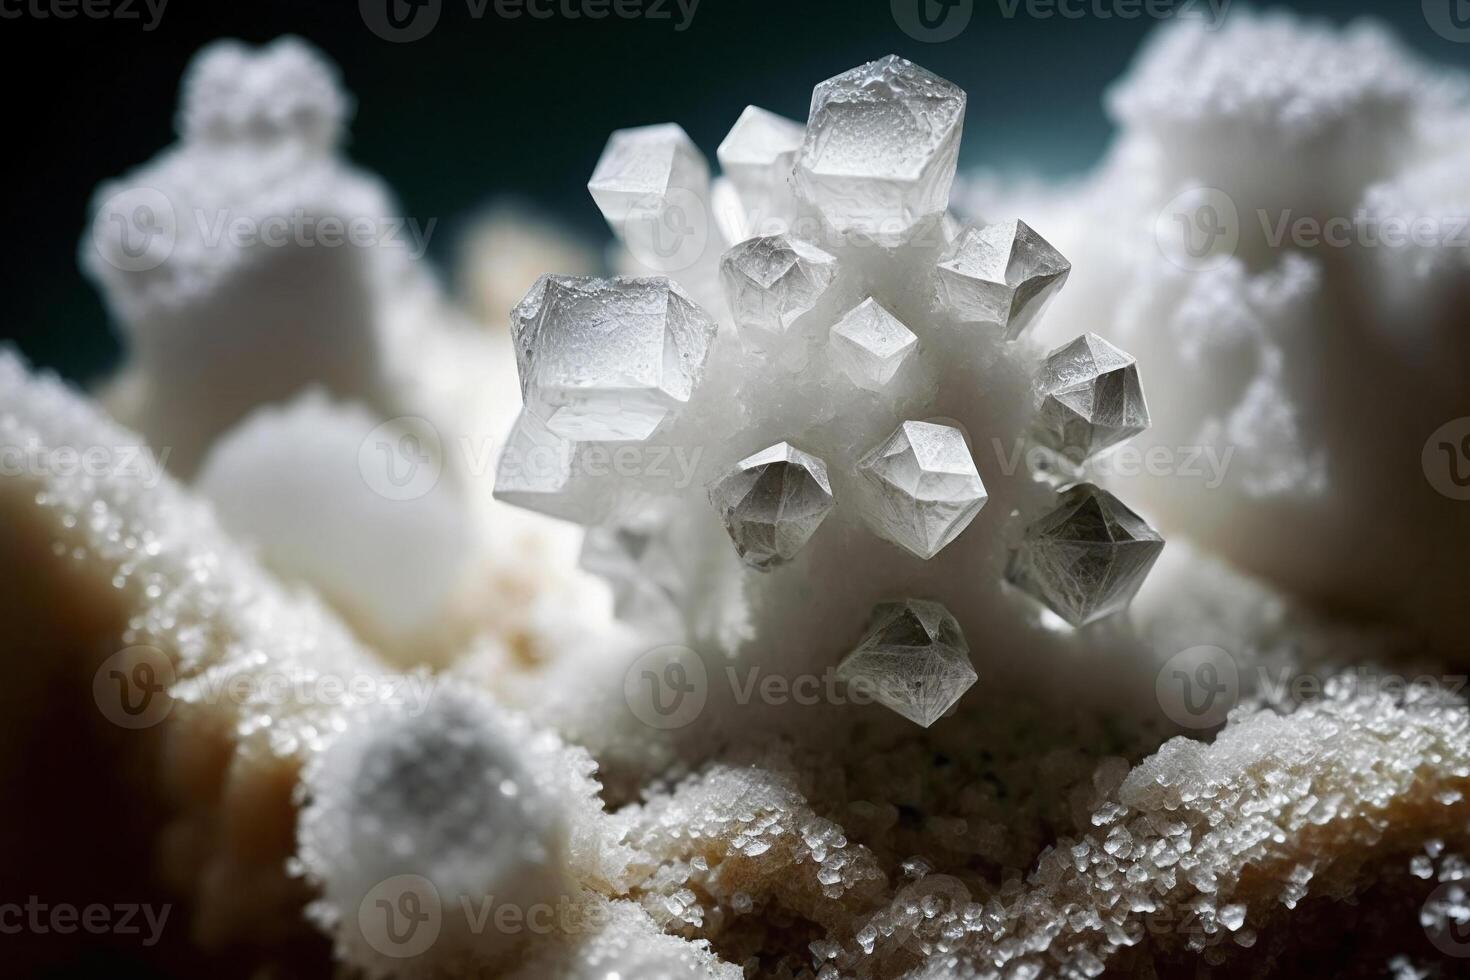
[857, 421, 987, 559]
[935, 219, 1071, 340]
[828, 297, 918, 391]
[709, 442, 835, 570]
[717, 106, 804, 225]
[719, 234, 838, 346]
[1033, 333, 1150, 462]
[835, 599, 977, 727]
[511, 275, 718, 442]
[794, 55, 965, 246]
[1005, 483, 1164, 627]
[587, 123, 710, 240]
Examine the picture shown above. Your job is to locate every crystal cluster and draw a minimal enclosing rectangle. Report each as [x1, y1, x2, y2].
[494, 54, 1166, 726]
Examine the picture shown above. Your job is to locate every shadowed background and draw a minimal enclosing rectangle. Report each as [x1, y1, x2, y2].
[0, 0, 1463, 380]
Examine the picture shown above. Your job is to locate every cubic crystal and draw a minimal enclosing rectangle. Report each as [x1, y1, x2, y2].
[1005, 483, 1165, 627]
[935, 219, 1071, 340]
[857, 421, 987, 559]
[828, 297, 918, 391]
[720, 234, 838, 347]
[835, 599, 977, 727]
[794, 55, 966, 246]
[709, 442, 835, 570]
[588, 123, 712, 273]
[1033, 333, 1150, 463]
[511, 275, 718, 442]
[717, 106, 804, 227]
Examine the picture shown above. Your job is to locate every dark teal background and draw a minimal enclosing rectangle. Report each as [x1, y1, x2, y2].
[1, 0, 1463, 385]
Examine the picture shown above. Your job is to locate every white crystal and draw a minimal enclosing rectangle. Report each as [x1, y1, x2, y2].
[1033, 333, 1150, 463]
[935, 219, 1071, 340]
[794, 55, 965, 246]
[511, 275, 718, 442]
[828, 298, 918, 391]
[709, 442, 835, 570]
[1005, 483, 1165, 627]
[588, 122, 710, 239]
[836, 599, 977, 727]
[857, 421, 987, 559]
[720, 234, 838, 347]
[717, 106, 804, 228]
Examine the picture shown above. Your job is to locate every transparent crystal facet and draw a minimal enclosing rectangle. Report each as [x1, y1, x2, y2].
[935, 219, 1071, 340]
[857, 421, 987, 559]
[709, 442, 835, 570]
[580, 511, 686, 627]
[511, 275, 718, 442]
[1005, 483, 1165, 627]
[836, 599, 977, 728]
[720, 235, 838, 346]
[794, 55, 966, 246]
[829, 297, 918, 391]
[717, 106, 804, 226]
[588, 123, 710, 239]
[1033, 333, 1150, 463]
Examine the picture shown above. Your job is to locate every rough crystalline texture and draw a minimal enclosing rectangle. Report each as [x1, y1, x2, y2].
[10, 19, 1470, 980]
[719, 234, 838, 349]
[935, 219, 1072, 340]
[708, 442, 835, 570]
[1032, 332, 1151, 464]
[834, 599, 977, 727]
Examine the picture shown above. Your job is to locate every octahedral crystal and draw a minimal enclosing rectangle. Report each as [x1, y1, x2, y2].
[828, 297, 918, 391]
[1005, 482, 1165, 627]
[857, 421, 987, 559]
[794, 55, 965, 246]
[1032, 333, 1150, 463]
[511, 275, 718, 442]
[935, 219, 1071, 340]
[720, 234, 838, 347]
[709, 442, 835, 570]
[835, 599, 977, 727]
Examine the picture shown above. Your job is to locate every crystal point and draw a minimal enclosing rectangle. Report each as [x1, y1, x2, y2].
[794, 55, 965, 246]
[935, 219, 1071, 340]
[1033, 333, 1150, 463]
[511, 275, 717, 442]
[836, 599, 976, 727]
[829, 298, 918, 391]
[720, 235, 838, 347]
[1005, 483, 1164, 627]
[709, 442, 835, 570]
[858, 421, 987, 559]
[717, 106, 804, 226]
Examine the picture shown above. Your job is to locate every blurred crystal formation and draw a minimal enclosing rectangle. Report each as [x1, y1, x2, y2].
[495, 54, 1163, 722]
[936, 220, 1071, 340]
[1005, 483, 1165, 627]
[710, 443, 835, 570]
[858, 421, 987, 560]
[836, 600, 977, 727]
[1032, 333, 1150, 463]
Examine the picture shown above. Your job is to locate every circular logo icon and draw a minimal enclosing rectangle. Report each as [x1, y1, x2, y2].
[93, 645, 175, 729]
[622, 186, 711, 275]
[1425, 0, 1470, 42]
[360, 875, 442, 958]
[361, 0, 442, 42]
[1156, 645, 1239, 730]
[90, 186, 177, 273]
[1424, 882, 1470, 957]
[359, 416, 444, 501]
[1155, 187, 1239, 272]
[1423, 417, 1470, 501]
[623, 644, 707, 730]
[891, 0, 973, 42]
